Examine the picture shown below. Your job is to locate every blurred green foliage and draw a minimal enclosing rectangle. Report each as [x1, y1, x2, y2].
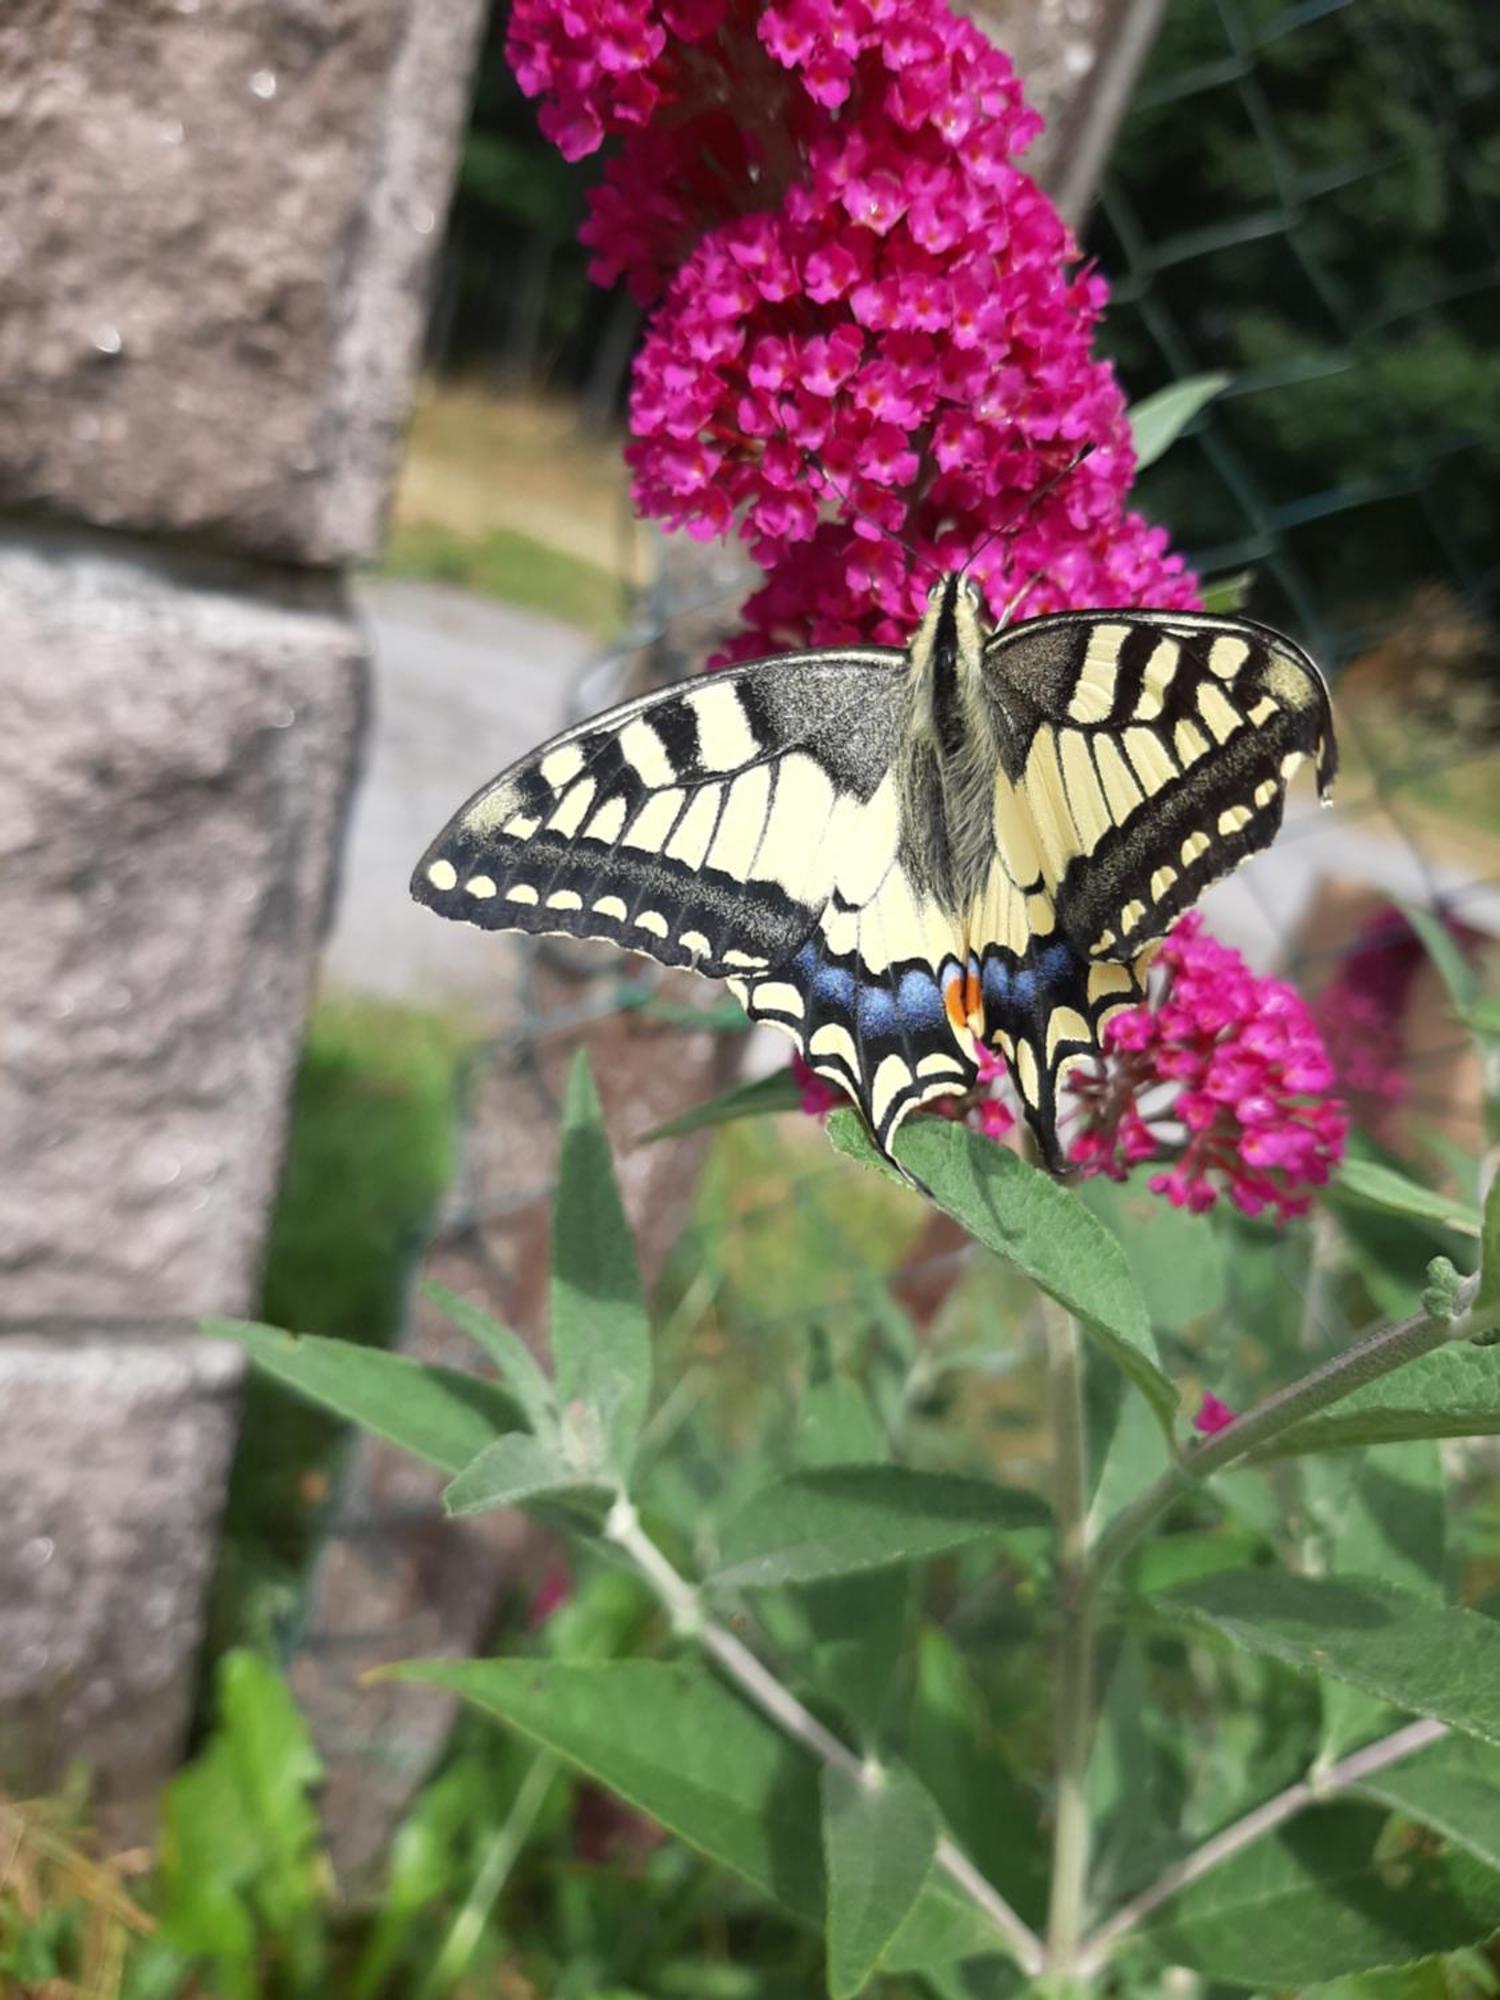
[1092, 0, 1500, 640]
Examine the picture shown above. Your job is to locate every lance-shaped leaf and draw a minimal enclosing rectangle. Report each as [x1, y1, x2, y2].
[822, 1763, 939, 1998]
[425, 1282, 556, 1436]
[641, 1067, 803, 1142]
[1127, 373, 1231, 470]
[1246, 1343, 1500, 1460]
[386, 1657, 1017, 1971]
[1161, 1571, 1500, 1749]
[390, 1657, 823, 1922]
[210, 1320, 519, 1473]
[1358, 1734, 1500, 1875]
[443, 1433, 607, 1516]
[712, 1466, 1050, 1589]
[1402, 903, 1481, 1020]
[1473, 1169, 1500, 1331]
[551, 1053, 651, 1479]
[1336, 1159, 1479, 1237]
[1138, 1803, 1500, 1986]
[830, 1113, 1174, 1423]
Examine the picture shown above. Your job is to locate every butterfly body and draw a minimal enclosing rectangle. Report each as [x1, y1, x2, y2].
[413, 577, 1335, 1170]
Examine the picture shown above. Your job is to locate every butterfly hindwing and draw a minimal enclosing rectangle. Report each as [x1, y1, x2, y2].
[982, 609, 1336, 962]
[412, 649, 906, 978]
[733, 850, 979, 1153]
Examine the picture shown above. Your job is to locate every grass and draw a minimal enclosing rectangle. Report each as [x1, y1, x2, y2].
[383, 517, 628, 638]
[381, 380, 645, 635]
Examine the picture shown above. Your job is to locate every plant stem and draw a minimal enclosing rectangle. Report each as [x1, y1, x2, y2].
[605, 1496, 1047, 1978]
[1074, 1717, 1448, 1977]
[1044, 1307, 1095, 1984]
[1088, 1307, 1454, 1595]
[418, 1753, 556, 2000]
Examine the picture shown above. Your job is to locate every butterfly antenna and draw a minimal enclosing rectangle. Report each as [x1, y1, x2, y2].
[802, 449, 944, 591]
[958, 442, 1097, 587]
[995, 568, 1047, 631]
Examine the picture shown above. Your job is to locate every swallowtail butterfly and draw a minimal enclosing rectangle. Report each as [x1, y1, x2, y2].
[413, 578, 1335, 1169]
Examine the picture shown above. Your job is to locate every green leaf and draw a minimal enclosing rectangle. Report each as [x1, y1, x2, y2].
[829, 1113, 1173, 1422]
[800, 1571, 913, 1741]
[1305, 1963, 1463, 2000]
[1474, 1173, 1500, 1330]
[1201, 570, 1254, 614]
[551, 1052, 652, 1478]
[1361, 1736, 1500, 1875]
[1161, 1571, 1500, 1749]
[1127, 372, 1231, 470]
[640, 1067, 803, 1141]
[1248, 1345, 1500, 1459]
[1402, 904, 1481, 1020]
[1336, 1159, 1480, 1237]
[1077, 1175, 1225, 1331]
[389, 1658, 1010, 1972]
[1315, 1442, 1445, 1761]
[158, 1652, 327, 1996]
[798, 1376, 889, 1469]
[711, 1466, 1050, 1589]
[822, 1763, 939, 1998]
[443, 1432, 606, 1516]
[1139, 1803, 1500, 1985]
[907, 1629, 1048, 1928]
[389, 1657, 823, 1922]
[425, 1281, 556, 1435]
[210, 1319, 520, 1473]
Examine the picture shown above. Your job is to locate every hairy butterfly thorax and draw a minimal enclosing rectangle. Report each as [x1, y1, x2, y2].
[413, 569, 1335, 1178]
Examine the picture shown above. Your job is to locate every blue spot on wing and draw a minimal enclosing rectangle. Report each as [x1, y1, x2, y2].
[895, 968, 945, 1028]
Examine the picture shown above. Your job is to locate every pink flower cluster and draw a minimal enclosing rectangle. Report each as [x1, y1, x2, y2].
[1066, 916, 1348, 1220]
[506, 0, 1199, 653]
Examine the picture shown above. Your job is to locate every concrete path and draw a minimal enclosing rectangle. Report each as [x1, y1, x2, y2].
[321, 577, 602, 1018]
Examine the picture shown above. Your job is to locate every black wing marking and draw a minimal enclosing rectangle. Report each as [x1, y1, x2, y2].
[730, 862, 978, 1156]
[982, 609, 1337, 962]
[411, 648, 907, 979]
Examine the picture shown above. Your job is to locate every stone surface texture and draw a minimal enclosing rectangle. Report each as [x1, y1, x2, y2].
[0, 1333, 243, 1829]
[0, 528, 367, 1319]
[965, 0, 1166, 220]
[0, 0, 486, 563]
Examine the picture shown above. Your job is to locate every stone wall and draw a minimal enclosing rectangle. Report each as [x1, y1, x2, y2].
[0, 0, 487, 1828]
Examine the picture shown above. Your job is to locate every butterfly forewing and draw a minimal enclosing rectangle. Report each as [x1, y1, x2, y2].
[412, 649, 906, 978]
[982, 609, 1336, 964]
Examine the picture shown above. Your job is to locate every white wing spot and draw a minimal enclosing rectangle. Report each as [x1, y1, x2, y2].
[548, 778, 596, 839]
[619, 720, 676, 789]
[693, 682, 762, 771]
[506, 883, 540, 906]
[1209, 636, 1250, 680]
[426, 859, 458, 891]
[634, 910, 669, 939]
[465, 875, 497, 898]
[585, 795, 628, 845]
[540, 744, 585, 789]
